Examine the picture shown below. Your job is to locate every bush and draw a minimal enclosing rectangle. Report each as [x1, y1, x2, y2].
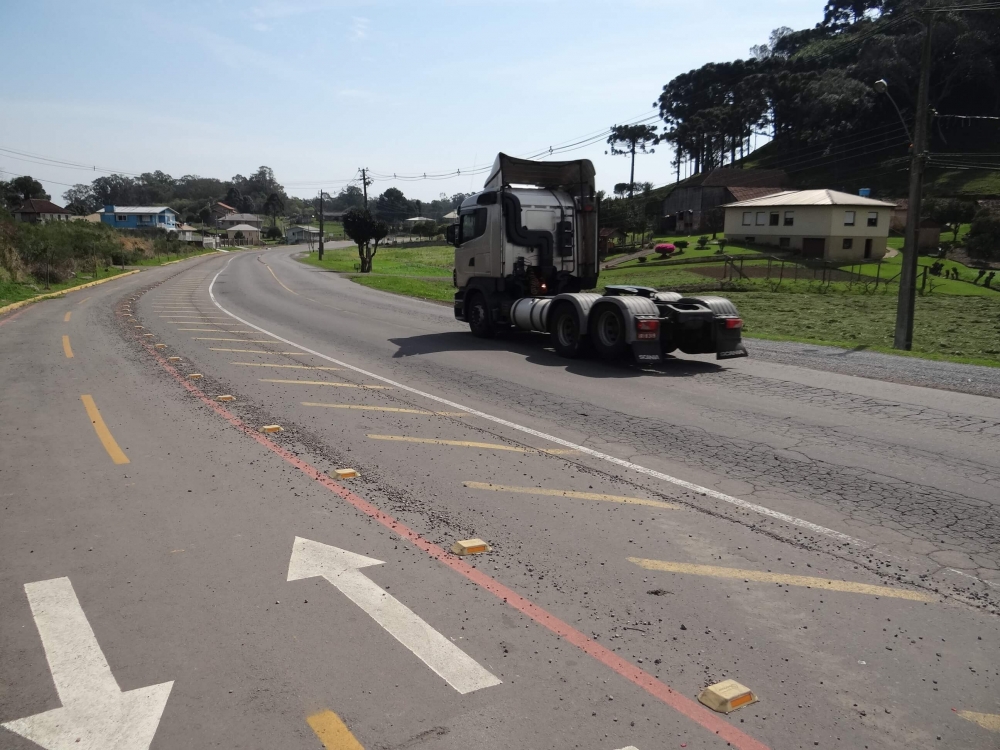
[265, 225, 282, 240]
[674, 240, 689, 250]
[697, 235, 709, 249]
[966, 210, 1000, 262]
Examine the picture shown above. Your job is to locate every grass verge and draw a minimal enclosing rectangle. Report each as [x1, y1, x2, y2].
[298, 246, 453, 276]
[351, 275, 454, 302]
[131, 247, 221, 267]
[0, 268, 130, 308]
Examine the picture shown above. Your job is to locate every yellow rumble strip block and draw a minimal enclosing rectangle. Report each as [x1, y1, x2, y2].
[216, 395, 235, 402]
[451, 538, 491, 556]
[260, 425, 283, 433]
[698, 680, 758, 714]
[332, 468, 359, 479]
[187, 373, 203, 380]
[155, 343, 166, 349]
[143, 333, 154, 337]
[168, 356, 182, 362]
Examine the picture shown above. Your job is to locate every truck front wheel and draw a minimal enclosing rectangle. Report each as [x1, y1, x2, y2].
[589, 304, 629, 361]
[467, 292, 496, 339]
[549, 304, 588, 358]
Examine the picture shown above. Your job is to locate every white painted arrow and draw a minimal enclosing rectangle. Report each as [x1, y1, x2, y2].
[288, 536, 500, 694]
[1, 577, 173, 750]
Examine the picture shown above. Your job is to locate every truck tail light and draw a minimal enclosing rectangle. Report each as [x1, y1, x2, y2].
[723, 318, 743, 329]
[636, 318, 659, 339]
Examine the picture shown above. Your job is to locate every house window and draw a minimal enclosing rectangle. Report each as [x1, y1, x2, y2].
[783, 211, 794, 226]
[742, 212, 752, 226]
[779, 237, 790, 248]
[842, 238, 853, 249]
[755, 212, 766, 226]
[769, 212, 779, 226]
[159, 215, 165, 223]
[867, 212, 879, 227]
[116, 214, 127, 222]
[844, 211, 856, 226]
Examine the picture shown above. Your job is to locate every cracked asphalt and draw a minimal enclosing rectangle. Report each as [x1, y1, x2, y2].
[1, 245, 998, 750]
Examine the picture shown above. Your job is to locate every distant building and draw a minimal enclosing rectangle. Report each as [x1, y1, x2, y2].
[210, 202, 236, 222]
[286, 225, 321, 244]
[217, 212, 262, 230]
[12, 198, 72, 224]
[177, 224, 202, 243]
[598, 227, 625, 257]
[722, 189, 894, 262]
[101, 206, 178, 230]
[661, 169, 789, 233]
[918, 218, 942, 251]
[225, 224, 261, 245]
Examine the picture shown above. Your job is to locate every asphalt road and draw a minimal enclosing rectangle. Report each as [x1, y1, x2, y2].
[1, 245, 998, 750]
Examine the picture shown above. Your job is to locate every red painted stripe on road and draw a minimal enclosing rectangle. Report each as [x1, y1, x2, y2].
[0, 307, 30, 327]
[136, 322, 769, 750]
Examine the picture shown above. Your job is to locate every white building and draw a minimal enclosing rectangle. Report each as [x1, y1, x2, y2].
[723, 189, 895, 262]
[286, 225, 321, 244]
[225, 224, 261, 245]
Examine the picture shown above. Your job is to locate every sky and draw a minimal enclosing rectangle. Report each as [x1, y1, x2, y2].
[0, 0, 826, 204]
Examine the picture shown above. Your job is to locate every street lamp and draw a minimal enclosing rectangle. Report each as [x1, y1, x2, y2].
[873, 79, 912, 143]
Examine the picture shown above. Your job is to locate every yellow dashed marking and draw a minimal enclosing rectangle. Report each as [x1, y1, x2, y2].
[260, 379, 390, 389]
[77, 296, 90, 305]
[628, 559, 935, 602]
[194, 338, 282, 343]
[302, 403, 467, 416]
[266, 264, 298, 295]
[307, 710, 364, 750]
[209, 348, 308, 355]
[62, 335, 74, 358]
[367, 434, 576, 454]
[80, 395, 130, 465]
[958, 711, 1000, 732]
[232, 363, 341, 370]
[464, 482, 678, 509]
[63, 311, 71, 322]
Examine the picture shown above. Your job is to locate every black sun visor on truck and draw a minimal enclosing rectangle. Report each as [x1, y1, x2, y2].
[484, 153, 596, 195]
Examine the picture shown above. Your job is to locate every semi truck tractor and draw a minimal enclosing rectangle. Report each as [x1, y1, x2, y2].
[447, 153, 747, 364]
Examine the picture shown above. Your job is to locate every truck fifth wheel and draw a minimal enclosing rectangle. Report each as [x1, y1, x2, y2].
[447, 153, 748, 364]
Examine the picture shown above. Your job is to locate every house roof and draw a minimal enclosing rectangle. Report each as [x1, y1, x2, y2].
[14, 198, 68, 214]
[213, 201, 236, 211]
[599, 227, 624, 238]
[226, 223, 260, 232]
[107, 206, 179, 215]
[727, 186, 784, 203]
[178, 223, 198, 231]
[289, 225, 320, 232]
[723, 189, 896, 208]
[221, 213, 260, 221]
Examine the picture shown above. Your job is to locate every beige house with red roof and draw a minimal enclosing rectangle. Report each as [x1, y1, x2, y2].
[12, 199, 72, 224]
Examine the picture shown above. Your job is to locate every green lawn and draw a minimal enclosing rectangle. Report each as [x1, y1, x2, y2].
[352, 276, 454, 302]
[299, 245, 453, 276]
[0, 268, 130, 308]
[735, 292, 1000, 367]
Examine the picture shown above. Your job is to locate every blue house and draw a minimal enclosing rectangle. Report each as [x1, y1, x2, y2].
[101, 205, 179, 230]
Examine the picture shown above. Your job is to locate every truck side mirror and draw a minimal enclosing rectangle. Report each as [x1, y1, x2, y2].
[446, 224, 457, 246]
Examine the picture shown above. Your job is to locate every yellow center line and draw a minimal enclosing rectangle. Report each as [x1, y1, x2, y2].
[164, 320, 230, 323]
[627, 558, 935, 602]
[232, 363, 341, 370]
[62, 335, 74, 358]
[260, 379, 390, 389]
[366, 434, 576, 454]
[266, 264, 298, 294]
[209, 348, 308, 355]
[302, 402, 467, 415]
[958, 711, 1000, 732]
[80, 395, 130, 465]
[464, 482, 678, 509]
[194, 338, 282, 342]
[179, 328, 252, 332]
[77, 296, 90, 305]
[63, 311, 72, 322]
[307, 710, 364, 750]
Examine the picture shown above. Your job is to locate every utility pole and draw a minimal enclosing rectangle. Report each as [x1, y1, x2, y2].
[318, 190, 325, 261]
[894, 15, 934, 351]
[361, 168, 368, 208]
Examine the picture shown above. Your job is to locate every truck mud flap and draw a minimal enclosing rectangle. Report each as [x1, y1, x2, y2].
[630, 341, 662, 364]
[717, 343, 748, 360]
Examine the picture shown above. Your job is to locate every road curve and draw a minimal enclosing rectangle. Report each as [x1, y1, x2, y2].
[1, 246, 997, 750]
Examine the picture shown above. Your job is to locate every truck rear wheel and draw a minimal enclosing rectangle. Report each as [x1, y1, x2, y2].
[549, 304, 588, 358]
[467, 292, 496, 339]
[589, 304, 629, 361]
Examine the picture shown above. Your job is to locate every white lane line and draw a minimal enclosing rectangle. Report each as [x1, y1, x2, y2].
[1, 577, 173, 749]
[288, 537, 501, 694]
[208, 261, 866, 547]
